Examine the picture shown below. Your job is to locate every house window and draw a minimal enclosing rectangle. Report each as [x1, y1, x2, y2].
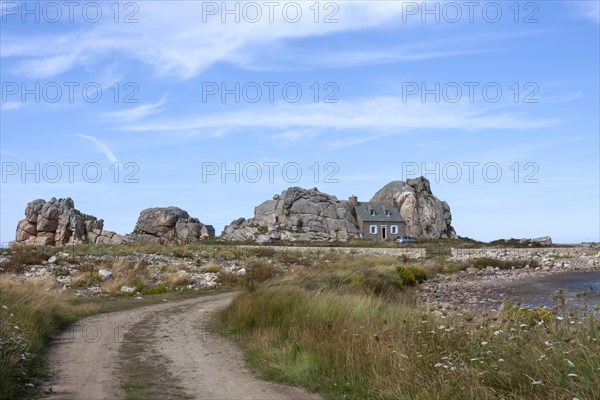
[391, 225, 398, 235]
[385, 210, 390, 216]
[370, 225, 377, 234]
[370, 209, 375, 216]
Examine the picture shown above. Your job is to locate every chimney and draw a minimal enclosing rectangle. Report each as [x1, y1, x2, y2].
[349, 195, 358, 206]
[392, 197, 398, 208]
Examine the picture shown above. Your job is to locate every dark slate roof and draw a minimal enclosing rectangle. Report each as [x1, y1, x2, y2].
[354, 202, 404, 222]
[204, 225, 215, 232]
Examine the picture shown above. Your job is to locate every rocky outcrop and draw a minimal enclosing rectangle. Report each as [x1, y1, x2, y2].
[222, 187, 360, 242]
[129, 207, 213, 244]
[370, 177, 457, 239]
[14, 197, 128, 246]
[223, 177, 457, 243]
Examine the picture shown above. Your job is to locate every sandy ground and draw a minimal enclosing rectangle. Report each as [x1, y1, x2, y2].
[42, 292, 322, 400]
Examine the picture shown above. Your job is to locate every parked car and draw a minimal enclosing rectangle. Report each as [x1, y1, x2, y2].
[395, 236, 416, 243]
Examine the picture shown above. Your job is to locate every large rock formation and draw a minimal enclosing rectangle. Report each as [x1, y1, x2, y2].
[130, 207, 214, 244]
[223, 177, 457, 243]
[370, 177, 457, 239]
[14, 197, 128, 246]
[222, 187, 360, 242]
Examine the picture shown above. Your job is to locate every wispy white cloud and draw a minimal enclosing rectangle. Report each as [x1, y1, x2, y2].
[102, 96, 167, 122]
[0, 1, 419, 79]
[120, 96, 559, 148]
[271, 129, 319, 142]
[0, 101, 25, 111]
[571, 1, 600, 24]
[78, 134, 119, 164]
[233, 29, 549, 71]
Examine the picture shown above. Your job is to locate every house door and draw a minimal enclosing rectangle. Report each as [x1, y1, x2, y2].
[381, 226, 387, 240]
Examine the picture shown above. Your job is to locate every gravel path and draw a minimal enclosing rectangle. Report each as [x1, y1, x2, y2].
[42, 292, 321, 400]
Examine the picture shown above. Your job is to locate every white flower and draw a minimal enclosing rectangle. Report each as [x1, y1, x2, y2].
[566, 360, 575, 367]
[556, 316, 564, 320]
[434, 363, 443, 368]
[481, 341, 488, 346]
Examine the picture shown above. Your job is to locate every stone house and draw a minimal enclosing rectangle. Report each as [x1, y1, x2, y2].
[349, 196, 406, 241]
[202, 225, 216, 238]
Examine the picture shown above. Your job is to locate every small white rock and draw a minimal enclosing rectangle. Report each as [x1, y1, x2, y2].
[120, 286, 135, 293]
[98, 269, 113, 280]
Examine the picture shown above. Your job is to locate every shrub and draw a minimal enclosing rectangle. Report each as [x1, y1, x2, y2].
[396, 265, 416, 287]
[407, 266, 428, 283]
[141, 284, 170, 295]
[240, 260, 279, 290]
[216, 271, 239, 288]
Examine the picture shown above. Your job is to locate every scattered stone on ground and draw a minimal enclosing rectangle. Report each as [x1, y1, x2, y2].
[419, 247, 600, 312]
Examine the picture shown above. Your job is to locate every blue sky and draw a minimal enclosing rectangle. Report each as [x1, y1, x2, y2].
[1, 0, 599, 244]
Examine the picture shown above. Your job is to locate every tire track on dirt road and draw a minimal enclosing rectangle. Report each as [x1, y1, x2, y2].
[42, 292, 321, 400]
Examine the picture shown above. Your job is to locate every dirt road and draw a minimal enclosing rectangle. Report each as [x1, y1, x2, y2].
[42, 292, 321, 400]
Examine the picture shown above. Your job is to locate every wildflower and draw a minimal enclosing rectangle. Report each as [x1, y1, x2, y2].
[494, 330, 503, 336]
[556, 316, 564, 320]
[2, 305, 7, 310]
[434, 363, 443, 368]
[481, 341, 488, 346]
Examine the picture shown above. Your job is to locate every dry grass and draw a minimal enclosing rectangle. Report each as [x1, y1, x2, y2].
[100, 259, 151, 294]
[220, 287, 600, 400]
[199, 261, 223, 273]
[1, 246, 58, 273]
[163, 271, 194, 287]
[0, 276, 99, 400]
[161, 263, 188, 273]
